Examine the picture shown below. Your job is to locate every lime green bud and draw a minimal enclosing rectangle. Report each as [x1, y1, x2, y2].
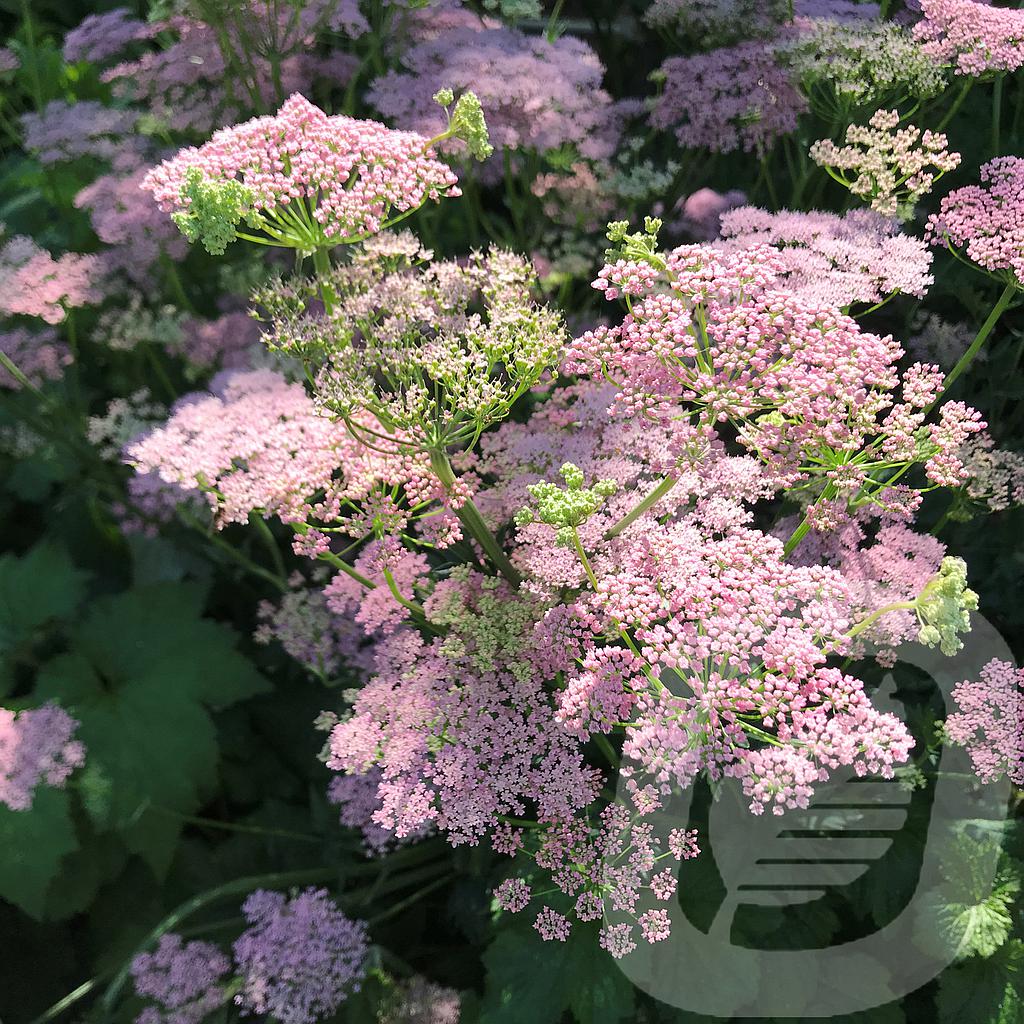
[560, 462, 585, 490]
[171, 167, 253, 255]
[449, 91, 494, 162]
[520, 464, 618, 545]
[916, 556, 978, 656]
[433, 87, 455, 108]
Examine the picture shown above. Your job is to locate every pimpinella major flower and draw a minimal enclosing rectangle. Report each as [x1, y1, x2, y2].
[170, 167, 255, 256]
[143, 94, 465, 253]
[515, 463, 618, 546]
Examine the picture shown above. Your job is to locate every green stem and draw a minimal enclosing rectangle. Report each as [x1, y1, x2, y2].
[429, 450, 522, 587]
[161, 253, 196, 313]
[367, 873, 454, 927]
[98, 867, 337, 1021]
[993, 76, 1004, 157]
[381, 564, 427, 616]
[179, 509, 289, 593]
[545, 0, 566, 40]
[938, 280, 1016, 399]
[594, 734, 620, 769]
[937, 79, 973, 132]
[149, 805, 321, 844]
[847, 600, 916, 639]
[312, 247, 337, 316]
[249, 511, 288, 581]
[604, 474, 678, 540]
[18, 0, 45, 111]
[29, 978, 105, 1024]
[783, 481, 838, 558]
[571, 528, 601, 592]
[0, 349, 42, 396]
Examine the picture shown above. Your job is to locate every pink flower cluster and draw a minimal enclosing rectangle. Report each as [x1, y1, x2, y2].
[127, 368, 429, 531]
[142, 93, 460, 247]
[368, 22, 624, 175]
[717, 206, 933, 307]
[914, 0, 1024, 76]
[130, 934, 230, 1024]
[927, 156, 1024, 285]
[0, 703, 85, 811]
[0, 327, 72, 391]
[0, 236, 110, 324]
[651, 41, 806, 154]
[946, 659, 1023, 784]
[328, 767, 432, 855]
[233, 887, 368, 1024]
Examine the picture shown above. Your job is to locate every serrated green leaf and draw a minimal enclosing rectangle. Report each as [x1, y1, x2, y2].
[32, 584, 268, 876]
[479, 921, 634, 1024]
[0, 787, 78, 919]
[69, 583, 269, 709]
[937, 941, 1024, 1024]
[0, 542, 90, 661]
[914, 837, 1022, 959]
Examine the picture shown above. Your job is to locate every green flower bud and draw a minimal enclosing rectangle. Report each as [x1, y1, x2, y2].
[171, 167, 254, 255]
[449, 91, 494, 162]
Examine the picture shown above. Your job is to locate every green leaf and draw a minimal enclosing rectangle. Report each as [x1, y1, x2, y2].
[68, 583, 269, 709]
[480, 921, 634, 1024]
[914, 837, 1021, 959]
[33, 584, 269, 876]
[0, 788, 78, 919]
[0, 542, 90, 661]
[937, 941, 1024, 1024]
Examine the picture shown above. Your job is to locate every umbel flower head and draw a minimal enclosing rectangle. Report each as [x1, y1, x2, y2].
[262, 241, 566, 454]
[142, 93, 489, 254]
[515, 463, 618, 546]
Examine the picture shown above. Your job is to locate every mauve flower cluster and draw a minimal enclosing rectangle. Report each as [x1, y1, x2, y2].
[100, 14, 356, 136]
[0, 703, 85, 811]
[717, 206, 933, 307]
[62, 7, 156, 65]
[20, 100, 139, 166]
[927, 156, 1024, 285]
[0, 327, 72, 391]
[810, 109, 960, 219]
[75, 156, 189, 284]
[651, 41, 807, 154]
[131, 888, 368, 1024]
[644, 0, 790, 45]
[0, 236, 110, 324]
[914, 0, 1024, 76]
[0, 46, 19, 73]
[368, 23, 624, 176]
[946, 659, 1024, 785]
[959, 433, 1024, 514]
[142, 94, 460, 250]
[130, 934, 230, 1024]
[233, 887, 368, 1024]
